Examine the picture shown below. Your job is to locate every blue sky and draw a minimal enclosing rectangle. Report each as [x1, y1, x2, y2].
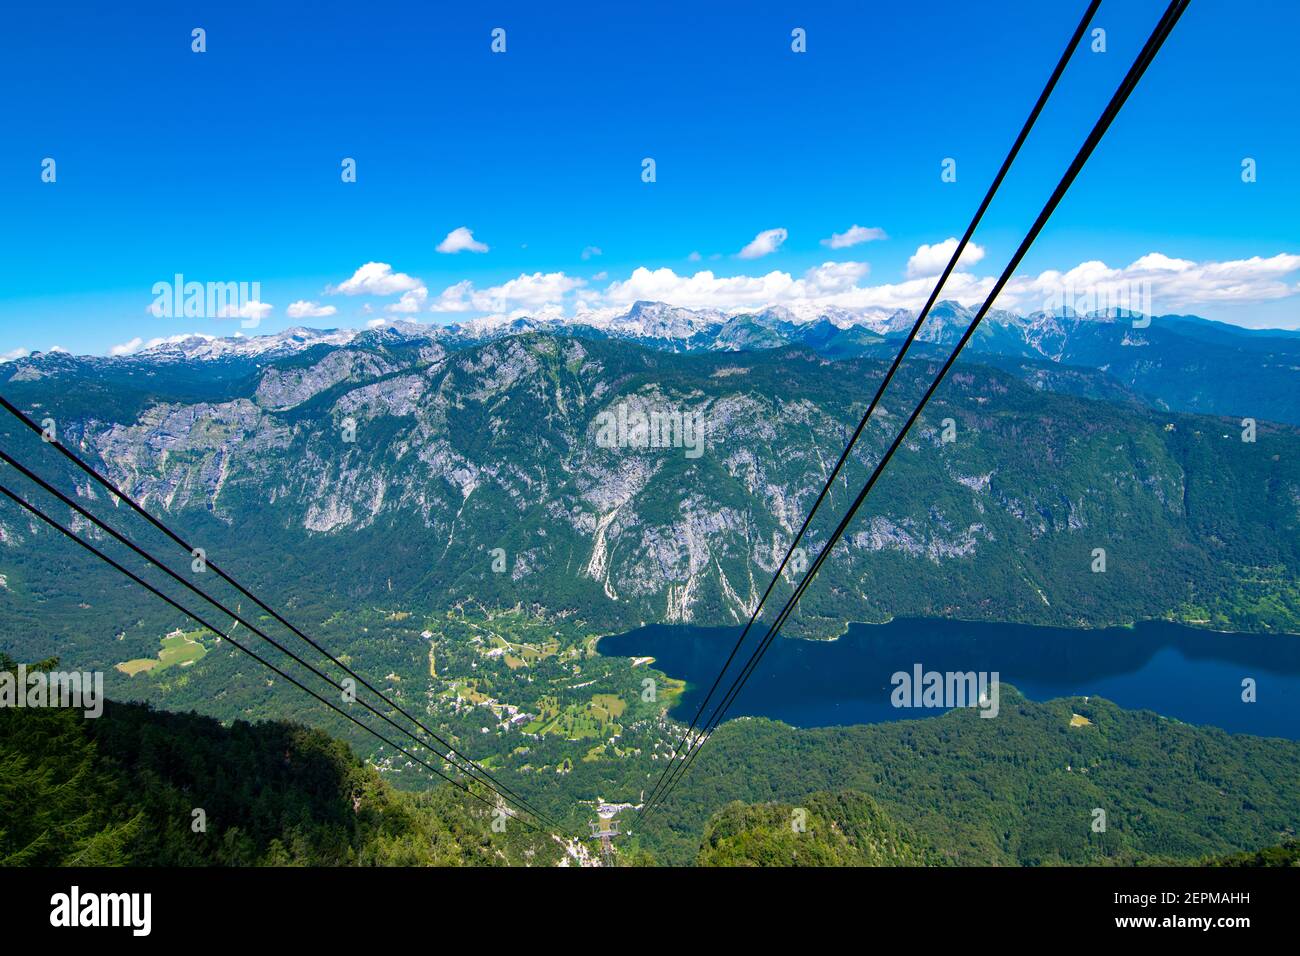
[1, 0, 1297, 357]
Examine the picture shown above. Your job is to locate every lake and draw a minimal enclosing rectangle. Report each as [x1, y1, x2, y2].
[598, 618, 1300, 739]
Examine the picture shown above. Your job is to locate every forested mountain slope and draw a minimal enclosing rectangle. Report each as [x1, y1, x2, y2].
[1, 331, 1297, 668]
[6, 658, 1297, 869]
[640, 688, 1300, 866]
[0, 656, 561, 867]
[696, 790, 934, 866]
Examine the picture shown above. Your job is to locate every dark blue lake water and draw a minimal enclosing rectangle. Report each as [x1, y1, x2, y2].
[599, 618, 1300, 739]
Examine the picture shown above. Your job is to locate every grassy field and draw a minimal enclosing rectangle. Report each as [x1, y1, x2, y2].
[115, 630, 209, 677]
[526, 693, 628, 740]
[590, 693, 626, 722]
[115, 658, 158, 676]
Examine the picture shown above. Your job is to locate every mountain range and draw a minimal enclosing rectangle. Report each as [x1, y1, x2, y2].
[11, 299, 1298, 426]
[2, 307, 1297, 654]
[2, 301, 1298, 869]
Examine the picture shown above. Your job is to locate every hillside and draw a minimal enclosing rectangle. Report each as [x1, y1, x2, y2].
[6, 655, 1298, 869]
[636, 687, 1300, 866]
[1205, 840, 1300, 867]
[2, 330, 1298, 673]
[0, 656, 563, 867]
[697, 790, 934, 866]
[2, 327, 1299, 871]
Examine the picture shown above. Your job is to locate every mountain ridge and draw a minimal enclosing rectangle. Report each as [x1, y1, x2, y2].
[2, 330, 1297, 649]
[10, 299, 1298, 425]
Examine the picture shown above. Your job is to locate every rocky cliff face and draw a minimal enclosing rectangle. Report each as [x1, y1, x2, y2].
[2, 331, 1298, 636]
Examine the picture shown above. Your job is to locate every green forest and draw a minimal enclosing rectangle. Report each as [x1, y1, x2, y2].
[4, 657, 1297, 867]
[0, 656, 561, 867]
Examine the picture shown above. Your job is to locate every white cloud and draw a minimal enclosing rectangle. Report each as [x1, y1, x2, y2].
[1131, 252, 1194, 272]
[606, 266, 797, 309]
[821, 224, 887, 249]
[1, 344, 74, 360]
[430, 272, 586, 313]
[827, 274, 996, 311]
[329, 262, 423, 296]
[476, 272, 584, 310]
[429, 280, 475, 313]
[687, 251, 702, 262]
[906, 238, 986, 279]
[101, 333, 214, 357]
[1002, 252, 1300, 312]
[581, 246, 603, 260]
[386, 286, 429, 313]
[270, 249, 1300, 335]
[604, 262, 868, 309]
[109, 337, 145, 356]
[286, 300, 338, 319]
[216, 300, 273, 322]
[23, 249, 1294, 363]
[738, 228, 788, 260]
[436, 227, 489, 254]
[804, 260, 871, 294]
[603, 263, 986, 313]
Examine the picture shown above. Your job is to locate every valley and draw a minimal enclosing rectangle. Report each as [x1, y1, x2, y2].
[2, 315, 1297, 650]
[1, 310, 1298, 866]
